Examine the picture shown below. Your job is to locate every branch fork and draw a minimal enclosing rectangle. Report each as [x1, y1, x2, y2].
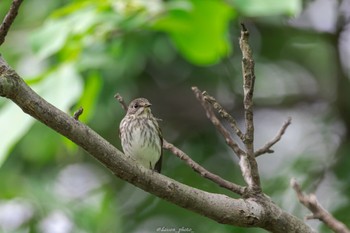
[114, 25, 292, 198]
[190, 25, 292, 196]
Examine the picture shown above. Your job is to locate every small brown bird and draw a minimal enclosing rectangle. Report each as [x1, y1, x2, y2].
[119, 98, 162, 172]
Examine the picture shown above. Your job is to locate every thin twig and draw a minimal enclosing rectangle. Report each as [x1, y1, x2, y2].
[73, 107, 84, 120]
[163, 140, 245, 195]
[114, 92, 245, 195]
[291, 178, 350, 233]
[192, 87, 245, 157]
[0, 0, 24, 46]
[202, 91, 245, 141]
[239, 23, 261, 191]
[254, 117, 292, 157]
[114, 93, 128, 111]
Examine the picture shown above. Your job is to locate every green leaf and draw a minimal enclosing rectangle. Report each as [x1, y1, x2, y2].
[0, 63, 83, 167]
[233, 0, 302, 17]
[153, 0, 235, 65]
[32, 63, 83, 109]
[31, 6, 102, 59]
[31, 20, 70, 59]
[0, 103, 35, 167]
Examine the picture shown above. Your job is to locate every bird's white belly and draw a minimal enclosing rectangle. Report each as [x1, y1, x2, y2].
[128, 128, 161, 169]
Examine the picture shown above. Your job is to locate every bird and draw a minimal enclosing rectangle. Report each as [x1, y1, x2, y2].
[119, 98, 162, 173]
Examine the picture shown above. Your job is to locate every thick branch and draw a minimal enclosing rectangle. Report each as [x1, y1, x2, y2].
[0, 0, 23, 46]
[0, 55, 314, 232]
[291, 179, 350, 233]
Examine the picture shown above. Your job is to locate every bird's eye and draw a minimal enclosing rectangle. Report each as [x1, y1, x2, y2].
[133, 103, 139, 109]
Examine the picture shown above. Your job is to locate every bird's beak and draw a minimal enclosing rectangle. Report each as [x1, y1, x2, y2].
[144, 103, 151, 108]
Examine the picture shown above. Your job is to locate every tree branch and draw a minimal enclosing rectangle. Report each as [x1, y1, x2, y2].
[0, 54, 315, 233]
[237, 23, 261, 192]
[192, 86, 245, 157]
[73, 107, 84, 120]
[193, 85, 260, 195]
[114, 93, 128, 111]
[255, 117, 292, 157]
[163, 140, 246, 195]
[190, 25, 264, 194]
[202, 91, 245, 141]
[291, 178, 350, 233]
[0, 0, 23, 46]
[240, 23, 255, 147]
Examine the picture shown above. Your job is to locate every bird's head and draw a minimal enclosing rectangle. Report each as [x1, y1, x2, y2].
[127, 98, 152, 117]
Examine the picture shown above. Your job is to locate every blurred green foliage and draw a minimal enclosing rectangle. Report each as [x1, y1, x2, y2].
[1, 0, 350, 232]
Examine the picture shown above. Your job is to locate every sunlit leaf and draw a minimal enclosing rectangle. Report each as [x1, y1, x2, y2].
[32, 63, 83, 109]
[0, 63, 83, 167]
[31, 6, 103, 59]
[0, 102, 34, 166]
[31, 20, 70, 59]
[233, 0, 302, 17]
[153, 0, 235, 65]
